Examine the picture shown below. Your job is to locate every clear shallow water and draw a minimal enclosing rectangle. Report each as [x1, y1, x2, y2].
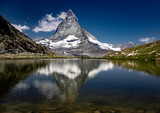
[0, 59, 160, 113]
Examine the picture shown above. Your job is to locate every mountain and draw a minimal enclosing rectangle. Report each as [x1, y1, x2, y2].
[34, 10, 121, 57]
[120, 42, 140, 50]
[112, 42, 139, 50]
[32, 37, 44, 42]
[0, 14, 53, 54]
[104, 40, 160, 61]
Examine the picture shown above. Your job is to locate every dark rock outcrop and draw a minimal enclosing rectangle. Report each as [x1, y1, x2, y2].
[0, 15, 53, 54]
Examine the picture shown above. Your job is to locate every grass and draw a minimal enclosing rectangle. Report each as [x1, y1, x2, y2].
[104, 54, 160, 61]
[104, 40, 160, 61]
[0, 53, 75, 59]
[1, 40, 160, 60]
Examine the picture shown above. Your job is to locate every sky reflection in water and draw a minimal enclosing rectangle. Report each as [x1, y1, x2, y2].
[0, 59, 160, 112]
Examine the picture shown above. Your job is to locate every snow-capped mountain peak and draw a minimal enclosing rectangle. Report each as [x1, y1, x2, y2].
[34, 10, 121, 57]
[67, 9, 78, 20]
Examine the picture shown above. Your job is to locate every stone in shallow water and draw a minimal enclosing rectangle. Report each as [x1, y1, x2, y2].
[94, 110, 101, 113]
[75, 111, 89, 113]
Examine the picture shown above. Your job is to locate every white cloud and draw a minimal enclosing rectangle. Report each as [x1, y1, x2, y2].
[139, 37, 155, 43]
[33, 11, 67, 33]
[57, 12, 67, 19]
[12, 24, 30, 32]
[34, 80, 59, 99]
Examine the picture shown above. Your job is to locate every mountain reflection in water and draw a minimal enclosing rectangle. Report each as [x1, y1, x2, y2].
[0, 59, 160, 113]
[111, 60, 160, 76]
[35, 59, 114, 102]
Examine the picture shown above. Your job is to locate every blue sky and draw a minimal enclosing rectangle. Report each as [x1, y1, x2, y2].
[0, 0, 160, 44]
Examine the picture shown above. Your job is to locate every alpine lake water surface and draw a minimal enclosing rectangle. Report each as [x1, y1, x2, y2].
[0, 59, 160, 113]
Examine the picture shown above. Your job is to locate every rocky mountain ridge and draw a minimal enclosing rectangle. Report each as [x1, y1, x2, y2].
[34, 10, 121, 57]
[0, 14, 53, 55]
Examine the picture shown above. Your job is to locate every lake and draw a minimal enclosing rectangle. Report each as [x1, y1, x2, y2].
[0, 59, 160, 113]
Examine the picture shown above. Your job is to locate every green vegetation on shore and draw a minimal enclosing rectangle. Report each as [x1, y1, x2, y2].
[104, 40, 160, 61]
[0, 53, 75, 59]
[1, 40, 160, 60]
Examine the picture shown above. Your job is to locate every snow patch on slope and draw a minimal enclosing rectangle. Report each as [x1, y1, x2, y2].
[88, 36, 121, 51]
[36, 35, 121, 51]
[37, 35, 81, 49]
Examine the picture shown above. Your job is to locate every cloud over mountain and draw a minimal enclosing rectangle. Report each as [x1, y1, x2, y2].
[139, 37, 155, 43]
[33, 11, 67, 33]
